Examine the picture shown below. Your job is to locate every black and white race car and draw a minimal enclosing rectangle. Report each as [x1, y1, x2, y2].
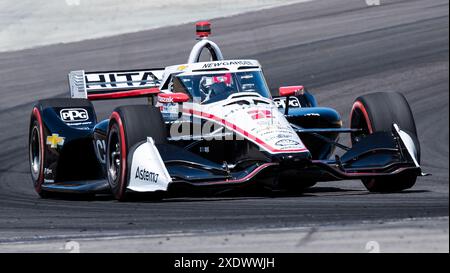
[28, 22, 425, 200]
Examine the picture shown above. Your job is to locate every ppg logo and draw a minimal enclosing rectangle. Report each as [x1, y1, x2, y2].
[60, 108, 89, 122]
[273, 97, 301, 108]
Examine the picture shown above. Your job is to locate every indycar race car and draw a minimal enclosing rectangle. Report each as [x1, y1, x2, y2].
[28, 22, 426, 200]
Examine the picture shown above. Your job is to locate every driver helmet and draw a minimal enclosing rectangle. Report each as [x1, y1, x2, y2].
[199, 73, 233, 101]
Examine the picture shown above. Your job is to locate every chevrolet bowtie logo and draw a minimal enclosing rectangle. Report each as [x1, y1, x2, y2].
[46, 134, 65, 148]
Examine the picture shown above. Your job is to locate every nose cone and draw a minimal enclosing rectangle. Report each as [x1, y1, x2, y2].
[206, 100, 310, 155]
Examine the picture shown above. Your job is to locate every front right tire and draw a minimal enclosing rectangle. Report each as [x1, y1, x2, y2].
[350, 92, 420, 193]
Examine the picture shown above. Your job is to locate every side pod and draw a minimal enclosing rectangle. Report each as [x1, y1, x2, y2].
[32, 98, 101, 183]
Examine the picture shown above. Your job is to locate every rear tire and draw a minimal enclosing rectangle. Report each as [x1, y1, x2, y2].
[29, 111, 47, 198]
[29, 110, 63, 198]
[106, 105, 167, 201]
[350, 92, 420, 193]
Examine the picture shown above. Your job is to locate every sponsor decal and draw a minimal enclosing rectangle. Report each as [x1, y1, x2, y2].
[252, 125, 293, 136]
[60, 108, 89, 122]
[273, 97, 301, 108]
[304, 113, 320, 117]
[159, 96, 174, 103]
[161, 103, 180, 121]
[135, 167, 159, 183]
[275, 139, 300, 147]
[95, 140, 106, 164]
[85, 71, 159, 89]
[127, 138, 172, 192]
[177, 65, 188, 71]
[46, 134, 65, 148]
[265, 134, 292, 142]
[248, 109, 272, 120]
[202, 60, 255, 69]
[65, 124, 92, 129]
[240, 74, 253, 80]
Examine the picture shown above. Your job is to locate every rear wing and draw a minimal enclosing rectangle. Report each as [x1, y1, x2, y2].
[68, 69, 165, 100]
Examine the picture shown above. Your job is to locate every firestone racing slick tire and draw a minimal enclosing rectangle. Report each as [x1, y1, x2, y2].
[106, 105, 167, 201]
[29, 117, 66, 199]
[29, 110, 48, 198]
[350, 92, 420, 193]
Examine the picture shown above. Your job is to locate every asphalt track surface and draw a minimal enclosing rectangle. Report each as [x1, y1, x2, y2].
[0, 0, 448, 247]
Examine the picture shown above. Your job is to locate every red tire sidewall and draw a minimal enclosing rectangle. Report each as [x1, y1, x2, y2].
[31, 107, 45, 193]
[350, 101, 374, 134]
[110, 112, 128, 200]
[350, 101, 378, 188]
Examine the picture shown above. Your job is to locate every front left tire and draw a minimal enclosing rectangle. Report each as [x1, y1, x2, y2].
[106, 105, 167, 201]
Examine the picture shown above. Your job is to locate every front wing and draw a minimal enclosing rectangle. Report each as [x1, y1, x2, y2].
[41, 123, 423, 194]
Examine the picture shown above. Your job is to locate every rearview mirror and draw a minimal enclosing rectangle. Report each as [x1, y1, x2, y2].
[158, 92, 190, 103]
[279, 86, 304, 97]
